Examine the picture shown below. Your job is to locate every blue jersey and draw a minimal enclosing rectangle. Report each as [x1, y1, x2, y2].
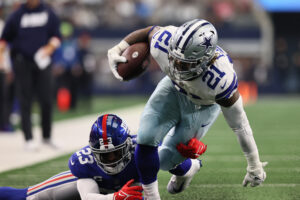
[69, 144, 140, 193]
[0, 136, 140, 199]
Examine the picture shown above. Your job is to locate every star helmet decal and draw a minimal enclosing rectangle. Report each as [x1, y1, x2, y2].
[199, 35, 213, 50]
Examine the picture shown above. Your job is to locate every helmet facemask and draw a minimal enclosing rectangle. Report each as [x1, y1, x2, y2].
[168, 50, 213, 81]
[91, 137, 132, 175]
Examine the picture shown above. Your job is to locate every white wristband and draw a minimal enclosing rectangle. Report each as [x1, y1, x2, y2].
[117, 40, 130, 52]
[245, 150, 261, 170]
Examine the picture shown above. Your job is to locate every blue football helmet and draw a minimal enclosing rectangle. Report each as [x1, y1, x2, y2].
[169, 19, 218, 81]
[89, 114, 133, 175]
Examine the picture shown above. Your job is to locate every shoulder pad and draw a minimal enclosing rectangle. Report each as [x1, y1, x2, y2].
[68, 146, 95, 178]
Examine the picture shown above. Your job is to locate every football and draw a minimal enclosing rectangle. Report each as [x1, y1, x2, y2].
[117, 42, 150, 81]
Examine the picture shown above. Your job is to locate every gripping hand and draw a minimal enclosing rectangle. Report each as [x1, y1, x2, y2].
[113, 179, 143, 200]
[176, 138, 207, 159]
[242, 162, 268, 187]
[107, 40, 129, 81]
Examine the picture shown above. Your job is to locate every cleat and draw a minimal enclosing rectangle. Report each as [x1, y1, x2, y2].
[42, 139, 61, 150]
[167, 159, 202, 194]
[24, 139, 39, 152]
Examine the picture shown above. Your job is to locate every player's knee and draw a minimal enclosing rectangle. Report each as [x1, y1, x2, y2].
[137, 114, 164, 146]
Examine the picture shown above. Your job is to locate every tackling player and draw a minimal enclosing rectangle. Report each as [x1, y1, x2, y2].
[107, 19, 267, 200]
[0, 114, 205, 200]
[0, 114, 143, 200]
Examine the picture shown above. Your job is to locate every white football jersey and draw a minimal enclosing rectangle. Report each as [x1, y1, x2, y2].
[150, 26, 238, 106]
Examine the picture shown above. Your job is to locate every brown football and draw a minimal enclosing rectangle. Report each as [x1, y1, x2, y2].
[117, 42, 150, 81]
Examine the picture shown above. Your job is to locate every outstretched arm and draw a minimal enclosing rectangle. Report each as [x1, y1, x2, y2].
[77, 178, 143, 200]
[217, 91, 267, 187]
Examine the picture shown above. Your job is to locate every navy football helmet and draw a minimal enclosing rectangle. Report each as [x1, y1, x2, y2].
[89, 114, 133, 175]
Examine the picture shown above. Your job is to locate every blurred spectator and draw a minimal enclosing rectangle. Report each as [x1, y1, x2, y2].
[0, 6, 13, 132]
[0, 0, 61, 151]
[0, 1, 18, 133]
[77, 31, 97, 109]
[53, 21, 81, 110]
[0, 51, 14, 132]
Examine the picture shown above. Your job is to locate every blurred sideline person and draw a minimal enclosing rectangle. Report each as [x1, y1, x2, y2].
[107, 19, 267, 199]
[0, 114, 206, 200]
[77, 31, 97, 110]
[52, 21, 81, 110]
[0, 0, 61, 150]
[0, 15, 13, 132]
[0, 46, 14, 132]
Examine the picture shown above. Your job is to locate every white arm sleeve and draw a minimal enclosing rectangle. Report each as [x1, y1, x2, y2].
[77, 178, 114, 200]
[221, 96, 261, 169]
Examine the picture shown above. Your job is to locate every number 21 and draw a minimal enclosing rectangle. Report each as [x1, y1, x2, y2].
[202, 65, 225, 90]
[154, 30, 172, 54]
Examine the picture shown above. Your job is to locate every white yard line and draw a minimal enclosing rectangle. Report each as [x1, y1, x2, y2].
[0, 105, 144, 173]
[191, 183, 299, 188]
[158, 183, 299, 188]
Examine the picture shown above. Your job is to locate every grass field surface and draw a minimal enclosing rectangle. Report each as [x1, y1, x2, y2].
[0, 96, 299, 200]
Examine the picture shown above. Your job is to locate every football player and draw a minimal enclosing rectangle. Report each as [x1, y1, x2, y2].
[107, 19, 268, 200]
[0, 114, 204, 200]
[0, 114, 143, 200]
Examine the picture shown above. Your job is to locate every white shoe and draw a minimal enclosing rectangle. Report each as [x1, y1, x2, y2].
[42, 139, 61, 150]
[167, 159, 202, 194]
[24, 139, 39, 152]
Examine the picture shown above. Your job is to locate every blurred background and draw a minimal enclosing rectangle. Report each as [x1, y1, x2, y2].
[0, 1, 299, 197]
[0, 0, 299, 128]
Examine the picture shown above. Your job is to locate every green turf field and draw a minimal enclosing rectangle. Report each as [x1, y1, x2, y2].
[1, 96, 299, 200]
[52, 95, 148, 121]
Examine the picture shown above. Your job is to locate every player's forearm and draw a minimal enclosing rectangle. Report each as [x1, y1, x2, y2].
[85, 193, 114, 200]
[221, 96, 261, 168]
[233, 123, 261, 169]
[77, 178, 114, 200]
[123, 26, 153, 45]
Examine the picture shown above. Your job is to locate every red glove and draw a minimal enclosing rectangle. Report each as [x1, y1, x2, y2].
[176, 138, 207, 159]
[113, 179, 143, 200]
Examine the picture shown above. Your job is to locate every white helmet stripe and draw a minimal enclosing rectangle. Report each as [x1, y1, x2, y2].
[181, 22, 210, 53]
[175, 19, 201, 49]
[177, 20, 209, 51]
